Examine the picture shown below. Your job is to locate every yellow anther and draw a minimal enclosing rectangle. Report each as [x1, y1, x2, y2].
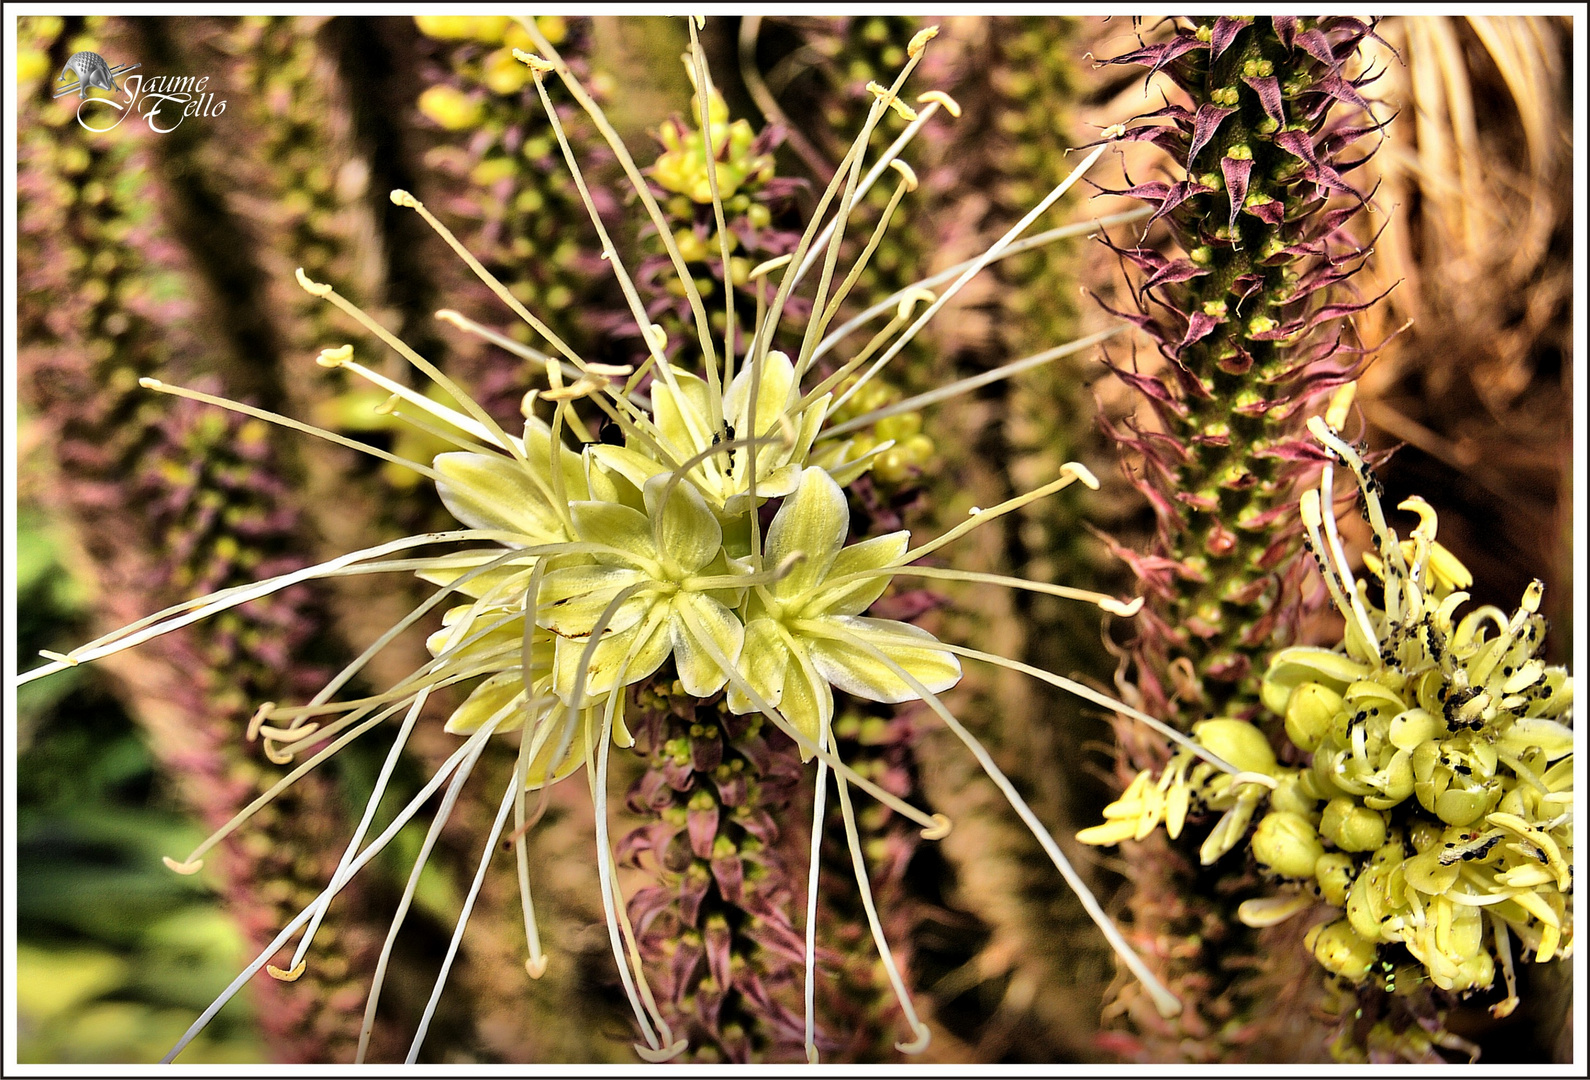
[542, 379, 603, 402]
[585, 362, 635, 378]
[1326, 380, 1358, 430]
[896, 287, 935, 321]
[907, 26, 939, 56]
[373, 394, 400, 416]
[1060, 461, 1100, 490]
[920, 813, 952, 840]
[634, 1039, 689, 1063]
[1300, 488, 1324, 529]
[866, 81, 918, 122]
[894, 1022, 931, 1055]
[520, 389, 541, 418]
[513, 48, 556, 73]
[316, 344, 354, 368]
[889, 158, 918, 192]
[257, 722, 319, 743]
[1101, 123, 1128, 139]
[266, 961, 307, 982]
[643, 324, 668, 353]
[389, 188, 421, 209]
[245, 702, 276, 741]
[434, 308, 468, 329]
[295, 267, 332, 297]
[524, 955, 549, 979]
[1398, 496, 1439, 539]
[162, 856, 204, 876]
[37, 649, 79, 666]
[748, 253, 792, 282]
[915, 89, 961, 118]
[1100, 596, 1146, 618]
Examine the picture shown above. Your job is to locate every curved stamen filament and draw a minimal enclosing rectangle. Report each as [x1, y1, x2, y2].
[804, 623, 1185, 1019]
[898, 464, 1097, 566]
[820, 327, 1126, 441]
[803, 747, 829, 1064]
[872, 565, 1145, 617]
[672, 600, 945, 832]
[810, 208, 1153, 366]
[826, 144, 1107, 419]
[688, 20, 733, 425]
[357, 716, 495, 1062]
[163, 722, 502, 1063]
[407, 736, 522, 1063]
[835, 772, 931, 1055]
[138, 377, 441, 483]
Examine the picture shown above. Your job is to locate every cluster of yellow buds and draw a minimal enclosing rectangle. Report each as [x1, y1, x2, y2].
[1079, 409, 1573, 1018]
[652, 64, 775, 205]
[415, 15, 568, 106]
[811, 374, 934, 486]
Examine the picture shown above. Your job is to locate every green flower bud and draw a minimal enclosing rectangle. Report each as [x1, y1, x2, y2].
[1252, 811, 1325, 878]
[1315, 852, 1355, 906]
[1285, 681, 1341, 752]
[1321, 796, 1387, 852]
[1193, 718, 1277, 775]
[1305, 919, 1377, 981]
[1269, 770, 1318, 818]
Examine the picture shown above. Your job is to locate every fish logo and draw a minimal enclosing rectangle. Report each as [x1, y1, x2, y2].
[54, 51, 140, 99]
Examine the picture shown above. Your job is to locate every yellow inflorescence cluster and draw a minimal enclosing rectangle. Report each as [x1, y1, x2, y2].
[1080, 414, 1573, 1017]
[813, 375, 934, 486]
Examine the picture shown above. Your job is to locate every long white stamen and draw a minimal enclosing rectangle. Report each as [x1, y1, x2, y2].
[290, 686, 433, 972]
[821, 328, 1126, 440]
[162, 724, 499, 1062]
[406, 743, 523, 1063]
[858, 565, 1144, 618]
[900, 464, 1097, 565]
[356, 719, 494, 1062]
[827, 145, 1107, 419]
[811, 208, 1152, 366]
[137, 377, 442, 482]
[804, 747, 829, 1063]
[688, 21, 734, 424]
[812, 624, 1184, 1019]
[835, 773, 931, 1055]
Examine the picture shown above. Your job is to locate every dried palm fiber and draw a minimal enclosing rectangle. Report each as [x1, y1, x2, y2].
[1352, 16, 1573, 658]
[1342, 16, 1574, 1061]
[17, 14, 398, 1063]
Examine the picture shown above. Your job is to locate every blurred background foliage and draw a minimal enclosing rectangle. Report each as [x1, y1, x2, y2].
[12, 14, 1574, 1065]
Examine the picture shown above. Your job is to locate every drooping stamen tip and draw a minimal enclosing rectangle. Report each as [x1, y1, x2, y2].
[894, 1022, 932, 1055]
[916, 89, 961, 118]
[245, 701, 277, 741]
[162, 855, 204, 876]
[633, 1039, 689, 1063]
[1149, 985, 1184, 1018]
[1299, 488, 1324, 529]
[1325, 380, 1358, 430]
[295, 267, 332, 297]
[519, 390, 540, 419]
[643, 324, 668, 353]
[266, 960, 308, 982]
[805, 1045, 819, 1065]
[137, 377, 163, 391]
[889, 158, 918, 192]
[1230, 770, 1279, 790]
[1100, 596, 1146, 618]
[866, 80, 918, 121]
[920, 813, 952, 841]
[748, 253, 793, 281]
[373, 394, 400, 416]
[389, 188, 421, 209]
[1060, 461, 1100, 489]
[907, 26, 939, 56]
[316, 344, 354, 368]
[524, 955, 549, 979]
[434, 308, 466, 328]
[513, 49, 556, 73]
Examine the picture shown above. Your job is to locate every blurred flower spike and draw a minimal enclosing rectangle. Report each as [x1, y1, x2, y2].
[19, 17, 1223, 1063]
